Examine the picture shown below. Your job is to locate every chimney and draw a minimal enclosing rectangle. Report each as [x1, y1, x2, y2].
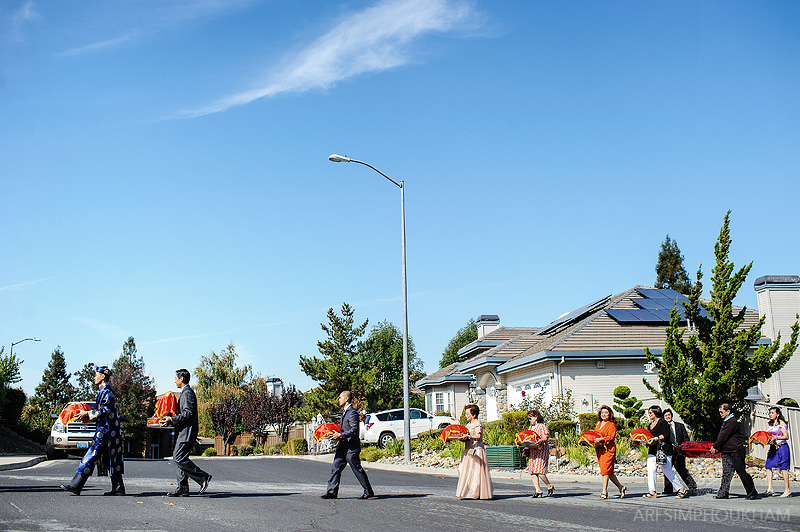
[754, 275, 800, 341]
[476, 315, 500, 340]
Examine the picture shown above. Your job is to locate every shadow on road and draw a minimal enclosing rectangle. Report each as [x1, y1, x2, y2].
[0, 485, 67, 493]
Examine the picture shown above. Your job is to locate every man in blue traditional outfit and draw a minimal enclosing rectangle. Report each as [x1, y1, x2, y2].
[60, 365, 125, 496]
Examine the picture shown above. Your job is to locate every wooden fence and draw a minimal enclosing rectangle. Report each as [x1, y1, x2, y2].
[213, 424, 306, 455]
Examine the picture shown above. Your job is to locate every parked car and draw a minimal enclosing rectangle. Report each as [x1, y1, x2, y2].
[362, 408, 456, 448]
[46, 401, 97, 460]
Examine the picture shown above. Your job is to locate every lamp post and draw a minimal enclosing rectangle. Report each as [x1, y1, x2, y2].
[328, 154, 411, 463]
[10, 337, 40, 360]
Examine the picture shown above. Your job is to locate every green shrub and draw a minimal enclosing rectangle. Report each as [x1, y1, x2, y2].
[288, 438, 308, 455]
[567, 445, 592, 467]
[2, 388, 26, 426]
[253, 445, 264, 455]
[613, 386, 644, 429]
[360, 446, 387, 462]
[547, 419, 576, 437]
[501, 411, 529, 436]
[202, 447, 218, 457]
[248, 437, 257, 447]
[778, 398, 799, 408]
[556, 428, 578, 448]
[238, 444, 253, 456]
[421, 436, 445, 451]
[417, 428, 444, 440]
[441, 440, 465, 460]
[273, 442, 286, 454]
[384, 438, 404, 456]
[482, 426, 508, 446]
[579, 413, 598, 433]
[615, 436, 631, 457]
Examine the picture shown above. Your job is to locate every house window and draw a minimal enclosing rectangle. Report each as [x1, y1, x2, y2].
[435, 392, 445, 414]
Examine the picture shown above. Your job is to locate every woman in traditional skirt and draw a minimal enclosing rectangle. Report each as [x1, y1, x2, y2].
[593, 405, 626, 499]
[455, 404, 493, 499]
[60, 366, 125, 496]
[527, 409, 554, 497]
[764, 406, 791, 497]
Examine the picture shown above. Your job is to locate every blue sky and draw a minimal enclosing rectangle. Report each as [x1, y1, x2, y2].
[2, 0, 798, 398]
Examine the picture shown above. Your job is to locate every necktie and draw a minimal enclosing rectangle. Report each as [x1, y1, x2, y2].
[670, 422, 676, 444]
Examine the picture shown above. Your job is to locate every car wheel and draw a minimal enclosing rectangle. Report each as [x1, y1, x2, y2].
[438, 423, 450, 430]
[45, 440, 60, 460]
[377, 432, 395, 448]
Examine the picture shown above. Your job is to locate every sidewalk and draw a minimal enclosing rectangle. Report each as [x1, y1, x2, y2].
[0, 455, 47, 471]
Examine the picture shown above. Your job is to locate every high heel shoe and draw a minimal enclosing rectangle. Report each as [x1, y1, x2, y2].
[619, 486, 627, 499]
[531, 491, 543, 498]
[547, 486, 555, 497]
[600, 492, 608, 499]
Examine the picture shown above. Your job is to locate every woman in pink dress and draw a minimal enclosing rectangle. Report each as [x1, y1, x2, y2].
[527, 409, 554, 497]
[455, 404, 493, 499]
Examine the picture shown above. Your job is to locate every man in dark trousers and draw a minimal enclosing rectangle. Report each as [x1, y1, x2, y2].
[710, 402, 757, 500]
[321, 390, 374, 500]
[160, 369, 212, 497]
[663, 408, 698, 495]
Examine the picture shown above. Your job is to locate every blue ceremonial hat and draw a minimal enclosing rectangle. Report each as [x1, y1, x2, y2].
[95, 365, 113, 377]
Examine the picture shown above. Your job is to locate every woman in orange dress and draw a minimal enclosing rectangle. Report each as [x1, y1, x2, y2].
[455, 404, 493, 499]
[594, 405, 626, 499]
[527, 409, 554, 497]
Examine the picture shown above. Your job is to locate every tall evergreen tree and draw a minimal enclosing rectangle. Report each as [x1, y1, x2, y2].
[655, 234, 692, 294]
[439, 318, 478, 368]
[74, 362, 97, 401]
[297, 303, 369, 419]
[361, 320, 425, 411]
[112, 336, 157, 454]
[193, 342, 253, 437]
[644, 212, 799, 439]
[32, 347, 75, 412]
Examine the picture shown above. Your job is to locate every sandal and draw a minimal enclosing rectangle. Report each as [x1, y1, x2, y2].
[600, 492, 608, 499]
[675, 490, 688, 499]
[763, 490, 774, 496]
[779, 492, 791, 498]
[531, 491, 543, 498]
[642, 492, 658, 498]
[619, 486, 627, 499]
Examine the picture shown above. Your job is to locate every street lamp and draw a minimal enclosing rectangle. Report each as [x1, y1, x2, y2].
[10, 337, 40, 360]
[328, 154, 411, 463]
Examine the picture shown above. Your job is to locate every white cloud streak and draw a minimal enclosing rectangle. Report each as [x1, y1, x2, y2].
[9, 0, 38, 43]
[178, 0, 481, 118]
[0, 275, 57, 292]
[58, 31, 140, 57]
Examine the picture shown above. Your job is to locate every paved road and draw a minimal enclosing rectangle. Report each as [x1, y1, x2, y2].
[1, 456, 797, 532]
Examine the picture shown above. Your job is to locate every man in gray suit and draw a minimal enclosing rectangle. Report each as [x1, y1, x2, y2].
[321, 390, 374, 499]
[160, 369, 212, 497]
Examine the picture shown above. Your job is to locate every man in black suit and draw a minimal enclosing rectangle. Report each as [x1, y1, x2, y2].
[710, 402, 757, 500]
[662, 408, 697, 494]
[160, 369, 212, 497]
[321, 390, 374, 500]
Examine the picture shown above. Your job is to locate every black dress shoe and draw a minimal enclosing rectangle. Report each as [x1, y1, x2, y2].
[60, 484, 81, 495]
[167, 489, 189, 497]
[198, 474, 212, 495]
[714, 494, 729, 499]
[745, 493, 759, 500]
[103, 487, 126, 496]
[358, 492, 375, 499]
[320, 493, 337, 499]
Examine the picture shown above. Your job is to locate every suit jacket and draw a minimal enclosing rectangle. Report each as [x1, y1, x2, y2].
[338, 405, 361, 452]
[171, 385, 199, 445]
[668, 420, 690, 447]
[713, 414, 744, 454]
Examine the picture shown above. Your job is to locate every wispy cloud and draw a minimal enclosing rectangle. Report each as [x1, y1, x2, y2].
[8, 0, 38, 43]
[73, 318, 128, 341]
[58, 31, 140, 57]
[177, 0, 482, 118]
[0, 275, 57, 292]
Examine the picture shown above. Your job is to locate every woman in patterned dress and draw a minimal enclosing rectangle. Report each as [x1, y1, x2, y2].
[60, 366, 125, 496]
[764, 406, 791, 497]
[527, 409, 554, 497]
[593, 405, 626, 499]
[455, 404, 493, 499]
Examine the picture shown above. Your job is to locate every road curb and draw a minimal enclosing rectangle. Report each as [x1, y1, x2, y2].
[0, 456, 47, 471]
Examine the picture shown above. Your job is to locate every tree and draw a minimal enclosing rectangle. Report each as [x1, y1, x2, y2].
[439, 319, 478, 368]
[613, 386, 644, 429]
[644, 212, 799, 439]
[112, 336, 157, 455]
[207, 391, 243, 456]
[242, 384, 303, 444]
[74, 362, 97, 401]
[194, 342, 253, 437]
[654, 234, 692, 294]
[360, 320, 425, 411]
[32, 347, 75, 412]
[0, 346, 24, 422]
[297, 303, 369, 419]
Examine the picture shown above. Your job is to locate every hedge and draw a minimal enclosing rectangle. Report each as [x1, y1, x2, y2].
[547, 419, 576, 436]
[288, 438, 308, 455]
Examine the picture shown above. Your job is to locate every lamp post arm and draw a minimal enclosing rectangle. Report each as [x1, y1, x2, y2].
[348, 159, 402, 189]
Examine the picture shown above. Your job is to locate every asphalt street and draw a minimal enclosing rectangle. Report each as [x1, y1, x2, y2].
[0, 456, 797, 532]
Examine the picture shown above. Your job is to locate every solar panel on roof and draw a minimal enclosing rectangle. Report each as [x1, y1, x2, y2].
[633, 298, 666, 310]
[606, 309, 640, 322]
[536, 295, 611, 336]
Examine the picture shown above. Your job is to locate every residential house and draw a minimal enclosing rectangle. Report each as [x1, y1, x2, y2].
[755, 275, 800, 403]
[418, 286, 763, 424]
